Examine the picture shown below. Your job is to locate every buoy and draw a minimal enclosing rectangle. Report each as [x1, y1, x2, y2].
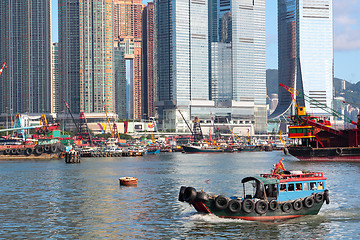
[119, 177, 138, 186]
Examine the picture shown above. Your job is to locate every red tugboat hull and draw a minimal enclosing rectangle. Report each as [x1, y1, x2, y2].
[287, 146, 360, 162]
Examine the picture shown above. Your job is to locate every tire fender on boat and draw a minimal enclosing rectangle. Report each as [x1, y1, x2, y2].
[281, 202, 292, 213]
[51, 145, 57, 153]
[255, 200, 268, 215]
[44, 145, 51, 153]
[268, 200, 279, 211]
[215, 195, 229, 210]
[4, 149, 10, 155]
[178, 186, 187, 202]
[35, 146, 44, 155]
[293, 199, 303, 211]
[25, 148, 33, 156]
[303, 196, 315, 208]
[315, 192, 324, 203]
[227, 199, 242, 213]
[183, 187, 197, 203]
[336, 148, 342, 155]
[324, 189, 330, 204]
[11, 148, 17, 155]
[242, 199, 255, 213]
[195, 191, 209, 203]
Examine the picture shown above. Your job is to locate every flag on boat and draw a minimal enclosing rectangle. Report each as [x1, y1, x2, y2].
[276, 159, 286, 171]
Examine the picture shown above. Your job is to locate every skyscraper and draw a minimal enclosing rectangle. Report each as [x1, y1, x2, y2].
[270, 0, 333, 118]
[142, 2, 155, 118]
[52, 43, 60, 113]
[58, 0, 81, 114]
[114, 0, 144, 119]
[80, 0, 114, 113]
[0, 0, 51, 114]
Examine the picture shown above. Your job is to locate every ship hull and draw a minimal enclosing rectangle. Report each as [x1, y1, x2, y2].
[287, 146, 360, 162]
[182, 145, 223, 153]
[0, 143, 65, 160]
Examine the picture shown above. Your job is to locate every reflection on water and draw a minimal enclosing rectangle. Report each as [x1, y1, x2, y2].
[0, 152, 359, 239]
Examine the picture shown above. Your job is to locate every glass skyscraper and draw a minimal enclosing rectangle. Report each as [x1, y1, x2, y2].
[0, 0, 51, 114]
[270, 0, 333, 118]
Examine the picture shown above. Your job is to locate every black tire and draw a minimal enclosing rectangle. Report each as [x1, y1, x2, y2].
[51, 145, 57, 153]
[44, 145, 51, 153]
[25, 148, 33, 156]
[268, 200, 279, 211]
[336, 148, 342, 155]
[178, 186, 187, 202]
[315, 193, 324, 203]
[293, 199, 303, 211]
[214, 195, 229, 210]
[281, 202, 292, 213]
[304, 196, 315, 208]
[324, 190, 330, 204]
[16, 149, 21, 154]
[228, 199, 242, 213]
[4, 149, 10, 155]
[255, 200, 268, 215]
[35, 147, 44, 156]
[183, 187, 197, 203]
[195, 191, 209, 203]
[11, 148, 17, 155]
[242, 199, 255, 213]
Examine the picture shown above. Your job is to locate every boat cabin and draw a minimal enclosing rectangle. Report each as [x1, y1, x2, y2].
[241, 171, 327, 202]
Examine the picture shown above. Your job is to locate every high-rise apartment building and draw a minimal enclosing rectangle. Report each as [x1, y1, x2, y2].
[114, 0, 144, 119]
[0, 0, 51, 114]
[142, 2, 155, 118]
[59, 0, 114, 114]
[58, 0, 81, 114]
[52, 43, 60, 113]
[270, 0, 333, 118]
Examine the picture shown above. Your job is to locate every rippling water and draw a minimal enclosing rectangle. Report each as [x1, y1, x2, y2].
[0, 151, 359, 239]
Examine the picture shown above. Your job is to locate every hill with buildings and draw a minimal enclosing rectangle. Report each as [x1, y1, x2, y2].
[266, 69, 360, 106]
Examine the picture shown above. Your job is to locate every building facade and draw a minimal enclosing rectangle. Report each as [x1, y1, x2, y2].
[270, 0, 334, 118]
[0, 0, 52, 114]
[142, 2, 155, 118]
[51, 43, 60, 113]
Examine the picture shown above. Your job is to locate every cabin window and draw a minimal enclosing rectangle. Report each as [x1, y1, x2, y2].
[298, 128, 304, 133]
[280, 184, 286, 191]
[296, 183, 302, 191]
[288, 183, 295, 191]
[290, 128, 297, 134]
[318, 182, 324, 190]
[310, 182, 317, 190]
[303, 182, 309, 190]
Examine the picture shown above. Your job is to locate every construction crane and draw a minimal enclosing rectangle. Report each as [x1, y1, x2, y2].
[176, 107, 203, 142]
[103, 100, 114, 138]
[0, 62, 7, 76]
[280, 84, 357, 126]
[64, 100, 80, 133]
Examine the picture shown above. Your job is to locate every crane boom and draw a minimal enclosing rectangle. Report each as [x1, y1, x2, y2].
[103, 100, 113, 137]
[64, 100, 80, 132]
[0, 62, 7, 76]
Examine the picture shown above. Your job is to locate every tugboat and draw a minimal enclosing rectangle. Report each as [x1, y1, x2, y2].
[178, 160, 329, 221]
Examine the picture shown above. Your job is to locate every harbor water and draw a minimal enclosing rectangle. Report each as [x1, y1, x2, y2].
[0, 151, 359, 239]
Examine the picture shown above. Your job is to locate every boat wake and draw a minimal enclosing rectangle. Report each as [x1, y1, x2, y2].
[184, 212, 249, 224]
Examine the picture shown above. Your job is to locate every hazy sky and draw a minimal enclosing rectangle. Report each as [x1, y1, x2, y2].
[52, 0, 360, 83]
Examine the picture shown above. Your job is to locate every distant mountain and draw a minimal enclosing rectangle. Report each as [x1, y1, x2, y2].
[266, 69, 360, 105]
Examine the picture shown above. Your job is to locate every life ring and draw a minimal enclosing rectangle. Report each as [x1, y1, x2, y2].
[336, 148, 342, 155]
[215, 195, 229, 210]
[303, 196, 315, 208]
[315, 192, 324, 203]
[324, 190, 330, 204]
[51, 145, 57, 153]
[268, 200, 279, 211]
[44, 145, 51, 153]
[4, 149, 10, 155]
[25, 148, 33, 156]
[195, 191, 209, 203]
[293, 199, 303, 211]
[242, 199, 255, 213]
[255, 200, 268, 214]
[183, 187, 197, 203]
[35, 147, 44, 155]
[281, 202, 292, 213]
[228, 199, 242, 213]
[178, 186, 187, 202]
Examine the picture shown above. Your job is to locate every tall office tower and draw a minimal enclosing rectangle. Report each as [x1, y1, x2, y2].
[114, 41, 127, 119]
[58, 0, 81, 114]
[80, 0, 114, 113]
[210, 0, 267, 133]
[154, 0, 209, 131]
[0, 0, 51, 114]
[52, 43, 60, 113]
[142, 2, 155, 118]
[270, 0, 333, 118]
[114, 0, 144, 119]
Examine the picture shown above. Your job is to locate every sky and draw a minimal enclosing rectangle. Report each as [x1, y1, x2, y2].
[52, 0, 360, 83]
